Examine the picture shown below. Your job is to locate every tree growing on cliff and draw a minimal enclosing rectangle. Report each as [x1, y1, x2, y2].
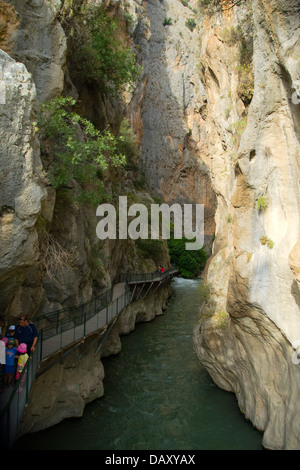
[38, 97, 127, 206]
[198, 0, 247, 15]
[168, 237, 208, 279]
[62, 2, 141, 94]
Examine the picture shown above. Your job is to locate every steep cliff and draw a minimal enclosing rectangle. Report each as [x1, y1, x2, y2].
[0, 0, 171, 323]
[103, 0, 300, 448]
[192, 0, 300, 450]
[134, 0, 216, 248]
[0, 0, 174, 433]
[1, 0, 299, 450]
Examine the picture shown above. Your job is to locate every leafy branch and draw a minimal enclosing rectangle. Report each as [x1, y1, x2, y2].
[38, 97, 126, 206]
[61, 2, 141, 94]
[198, 0, 247, 15]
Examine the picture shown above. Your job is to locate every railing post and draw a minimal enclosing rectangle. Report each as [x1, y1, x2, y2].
[25, 362, 29, 403]
[40, 329, 43, 362]
[83, 305, 86, 337]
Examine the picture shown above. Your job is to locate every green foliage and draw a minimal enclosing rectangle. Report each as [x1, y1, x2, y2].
[180, 0, 189, 6]
[256, 196, 268, 212]
[152, 196, 163, 205]
[117, 119, 139, 171]
[163, 17, 173, 26]
[38, 97, 126, 206]
[222, 21, 254, 106]
[133, 171, 147, 190]
[260, 235, 274, 249]
[135, 239, 164, 263]
[230, 118, 247, 148]
[65, 3, 141, 94]
[237, 64, 254, 106]
[168, 237, 208, 279]
[185, 18, 197, 32]
[222, 25, 244, 46]
[198, 0, 246, 15]
[212, 310, 229, 329]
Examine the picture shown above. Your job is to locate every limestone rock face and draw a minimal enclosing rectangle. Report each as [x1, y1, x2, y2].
[116, 284, 171, 335]
[289, 239, 300, 285]
[134, 0, 216, 248]
[5, 0, 67, 103]
[0, 0, 172, 322]
[193, 0, 300, 450]
[18, 333, 105, 436]
[0, 49, 45, 315]
[1, 0, 300, 449]
[0, 1, 19, 53]
[0, 0, 70, 319]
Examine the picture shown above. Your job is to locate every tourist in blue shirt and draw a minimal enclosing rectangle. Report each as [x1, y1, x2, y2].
[4, 339, 17, 386]
[15, 316, 38, 354]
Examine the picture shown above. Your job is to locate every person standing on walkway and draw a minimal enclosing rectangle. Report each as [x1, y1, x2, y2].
[15, 316, 38, 354]
[5, 325, 17, 347]
[15, 343, 29, 391]
[4, 339, 17, 386]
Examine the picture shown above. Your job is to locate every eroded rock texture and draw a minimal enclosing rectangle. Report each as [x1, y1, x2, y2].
[193, 0, 300, 450]
[0, 49, 45, 316]
[1, 0, 300, 449]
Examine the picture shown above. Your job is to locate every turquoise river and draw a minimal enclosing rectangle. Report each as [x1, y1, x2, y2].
[15, 277, 263, 450]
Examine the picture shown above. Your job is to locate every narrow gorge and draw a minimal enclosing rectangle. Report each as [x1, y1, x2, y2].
[0, 0, 299, 451]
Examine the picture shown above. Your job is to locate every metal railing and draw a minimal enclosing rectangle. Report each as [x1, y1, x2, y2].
[0, 336, 41, 450]
[0, 266, 178, 448]
[0, 285, 129, 449]
[34, 286, 114, 335]
[118, 266, 179, 284]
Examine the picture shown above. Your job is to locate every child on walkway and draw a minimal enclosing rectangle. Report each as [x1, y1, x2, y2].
[16, 343, 29, 391]
[6, 325, 17, 347]
[4, 339, 17, 386]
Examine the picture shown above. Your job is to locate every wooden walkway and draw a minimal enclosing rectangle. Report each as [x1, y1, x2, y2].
[0, 268, 179, 449]
[40, 283, 127, 361]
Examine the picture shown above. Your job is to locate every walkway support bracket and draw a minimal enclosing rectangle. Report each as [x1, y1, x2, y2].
[142, 282, 154, 300]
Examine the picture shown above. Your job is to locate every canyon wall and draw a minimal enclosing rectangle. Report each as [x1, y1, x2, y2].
[118, 0, 300, 448]
[134, 0, 216, 247]
[192, 0, 300, 450]
[1, 0, 300, 450]
[130, 0, 300, 448]
[0, 0, 173, 434]
[0, 0, 171, 324]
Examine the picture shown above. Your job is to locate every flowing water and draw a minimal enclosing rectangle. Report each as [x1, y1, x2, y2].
[15, 277, 263, 450]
